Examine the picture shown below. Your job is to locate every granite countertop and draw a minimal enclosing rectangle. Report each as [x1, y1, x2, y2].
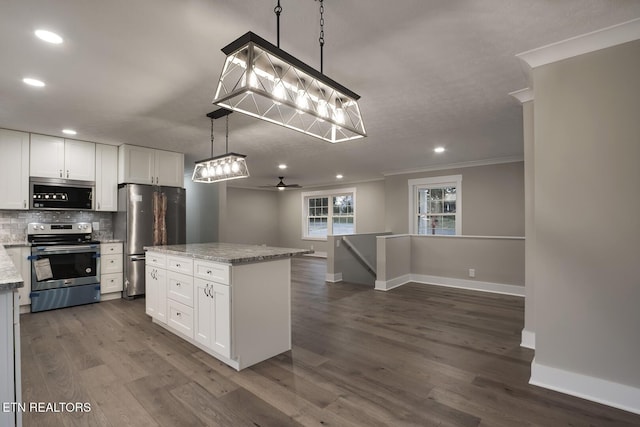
[0, 245, 24, 291]
[0, 240, 30, 248]
[144, 242, 313, 265]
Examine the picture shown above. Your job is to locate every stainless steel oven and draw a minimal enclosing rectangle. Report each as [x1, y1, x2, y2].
[28, 222, 101, 312]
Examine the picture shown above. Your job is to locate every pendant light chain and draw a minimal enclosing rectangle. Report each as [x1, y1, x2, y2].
[209, 118, 214, 157]
[225, 114, 229, 152]
[274, 0, 282, 48]
[319, 0, 325, 74]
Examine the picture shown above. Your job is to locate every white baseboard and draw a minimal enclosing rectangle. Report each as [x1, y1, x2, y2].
[375, 274, 411, 291]
[411, 274, 525, 297]
[521, 329, 535, 349]
[530, 359, 640, 415]
[325, 272, 343, 283]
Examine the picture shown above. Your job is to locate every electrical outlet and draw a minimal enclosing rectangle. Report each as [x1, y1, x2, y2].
[92, 221, 100, 231]
[468, 268, 475, 278]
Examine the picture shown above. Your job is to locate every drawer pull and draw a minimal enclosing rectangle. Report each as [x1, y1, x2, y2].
[176, 312, 182, 317]
[206, 270, 212, 274]
[176, 282, 181, 287]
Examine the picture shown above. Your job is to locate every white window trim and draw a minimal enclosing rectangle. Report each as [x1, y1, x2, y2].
[408, 175, 462, 235]
[301, 187, 357, 240]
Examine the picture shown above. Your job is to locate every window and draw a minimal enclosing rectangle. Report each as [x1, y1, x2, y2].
[302, 188, 356, 239]
[408, 175, 462, 235]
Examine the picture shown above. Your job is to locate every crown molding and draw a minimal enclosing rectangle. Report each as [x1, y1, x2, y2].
[383, 155, 524, 177]
[517, 18, 640, 69]
[509, 88, 534, 103]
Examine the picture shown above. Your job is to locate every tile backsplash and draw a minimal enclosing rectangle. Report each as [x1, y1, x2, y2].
[0, 210, 114, 243]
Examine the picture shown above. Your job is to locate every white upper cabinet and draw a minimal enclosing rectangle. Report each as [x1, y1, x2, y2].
[118, 144, 184, 187]
[0, 129, 29, 210]
[30, 134, 95, 181]
[155, 150, 184, 188]
[95, 144, 118, 211]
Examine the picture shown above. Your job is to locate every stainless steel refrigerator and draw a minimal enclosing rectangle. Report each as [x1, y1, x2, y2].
[114, 184, 186, 298]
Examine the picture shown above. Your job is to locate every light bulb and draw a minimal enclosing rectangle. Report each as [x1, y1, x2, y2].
[278, 187, 285, 191]
[223, 163, 231, 174]
[273, 79, 286, 101]
[231, 161, 240, 173]
[208, 165, 215, 176]
[317, 99, 328, 121]
[334, 107, 345, 124]
[296, 89, 309, 113]
[216, 165, 223, 175]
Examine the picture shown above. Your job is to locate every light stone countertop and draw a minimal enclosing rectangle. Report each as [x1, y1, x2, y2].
[0, 245, 24, 291]
[144, 242, 313, 265]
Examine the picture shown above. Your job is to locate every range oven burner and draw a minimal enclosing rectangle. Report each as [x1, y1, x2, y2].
[28, 222, 101, 312]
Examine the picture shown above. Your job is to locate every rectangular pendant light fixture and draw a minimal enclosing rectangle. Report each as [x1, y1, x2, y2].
[192, 108, 250, 183]
[212, 32, 366, 143]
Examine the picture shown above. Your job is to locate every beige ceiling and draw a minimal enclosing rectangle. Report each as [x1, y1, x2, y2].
[2, 0, 639, 189]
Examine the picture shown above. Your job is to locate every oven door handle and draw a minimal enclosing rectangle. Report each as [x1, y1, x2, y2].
[32, 245, 99, 253]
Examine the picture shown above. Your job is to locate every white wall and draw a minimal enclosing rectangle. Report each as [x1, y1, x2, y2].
[531, 38, 640, 410]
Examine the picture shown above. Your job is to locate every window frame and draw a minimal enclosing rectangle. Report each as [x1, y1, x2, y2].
[301, 187, 357, 240]
[408, 175, 462, 235]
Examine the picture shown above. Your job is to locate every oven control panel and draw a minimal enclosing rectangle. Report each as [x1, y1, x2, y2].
[28, 222, 93, 235]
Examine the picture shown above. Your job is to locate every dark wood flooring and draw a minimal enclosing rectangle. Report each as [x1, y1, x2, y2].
[19, 257, 640, 426]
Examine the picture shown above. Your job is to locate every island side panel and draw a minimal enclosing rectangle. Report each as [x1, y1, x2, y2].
[231, 258, 292, 370]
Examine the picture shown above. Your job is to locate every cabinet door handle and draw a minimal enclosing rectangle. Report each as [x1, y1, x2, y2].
[176, 282, 181, 287]
[151, 176, 154, 184]
[66, 170, 70, 178]
[97, 202, 101, 210]
[59, 169, 63, 178]
[23, 200, 26, 208]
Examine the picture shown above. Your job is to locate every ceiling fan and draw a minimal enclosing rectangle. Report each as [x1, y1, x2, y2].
[260, 177, 302, 191]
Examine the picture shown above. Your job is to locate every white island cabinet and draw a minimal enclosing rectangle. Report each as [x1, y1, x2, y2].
[145, 243, 311, 371]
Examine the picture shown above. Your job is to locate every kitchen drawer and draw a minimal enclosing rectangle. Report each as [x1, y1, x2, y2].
[167, 299, 194, 339]
[101, 273, 123, 294]
[194, 259, 230, 285]
[167, 271, 194, 307]
[101, 253, 123, 274]
[101, 242, 123, 255]
[166, 255, 193, 275]
[146, 252, 166, 268]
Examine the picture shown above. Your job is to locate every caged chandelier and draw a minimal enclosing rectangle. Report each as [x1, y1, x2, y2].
[211, 0, 366, 143]
[192, 108, 250, 183]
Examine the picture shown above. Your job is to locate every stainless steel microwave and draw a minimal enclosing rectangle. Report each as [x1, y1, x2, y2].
[30, 178, 95, 210]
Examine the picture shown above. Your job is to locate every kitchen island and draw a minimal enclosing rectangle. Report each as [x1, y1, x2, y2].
[144, 242, 312, 370]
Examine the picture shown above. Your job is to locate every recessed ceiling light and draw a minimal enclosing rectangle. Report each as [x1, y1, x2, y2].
[35, 29, 63, 44]
[336, 174, 343, 179]
[23, 77, 45, 87]
[434, 147, 445, 153]
[278, 164, 287, 169]
[62, 129, 77, 135]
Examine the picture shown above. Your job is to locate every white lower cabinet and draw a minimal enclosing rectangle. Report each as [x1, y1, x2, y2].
[100, 243, 123, 299]
[145, 261, 167, 324]
[6, 247, 31, 311]
[195, 278, 230, 358]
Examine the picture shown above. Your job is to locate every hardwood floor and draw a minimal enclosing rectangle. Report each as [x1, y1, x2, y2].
[19, 257, 640, 426]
